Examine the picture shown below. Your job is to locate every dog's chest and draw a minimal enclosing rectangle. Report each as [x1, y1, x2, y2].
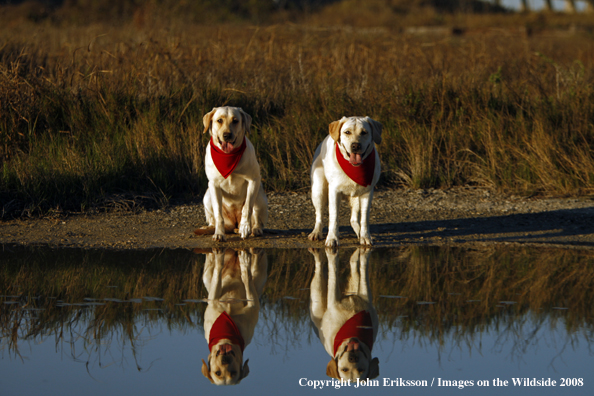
[325, 167, 372, 196]
[321, 146, 377, 197]
[218, 175, 249, 197]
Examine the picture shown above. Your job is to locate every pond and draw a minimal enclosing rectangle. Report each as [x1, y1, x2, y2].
[1, 245, 593, 395]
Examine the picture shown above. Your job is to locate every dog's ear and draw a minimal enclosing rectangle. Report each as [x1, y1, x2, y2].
[368, 357, 380, 379]
[326, 359, 340, 379]
[201, 359, 214, 383]
[239, 359, 250, 382]
[365, 117, 383, 145]
[328, 117, 347, 142]
[203, 108, 217, 134]
[238, 108, 252, 135]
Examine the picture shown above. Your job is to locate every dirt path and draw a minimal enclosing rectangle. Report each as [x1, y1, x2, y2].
[2, 188, 594, 250]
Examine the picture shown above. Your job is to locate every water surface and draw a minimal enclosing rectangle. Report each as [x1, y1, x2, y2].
[1, 246, 592, 395]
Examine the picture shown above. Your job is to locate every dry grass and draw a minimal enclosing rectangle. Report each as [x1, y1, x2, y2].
[1, 4, 594, 217]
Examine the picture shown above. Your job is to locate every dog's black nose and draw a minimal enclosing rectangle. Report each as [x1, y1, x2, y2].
[223, 132, 233, 141]
[221, 355, 231, 365]
[351, 143, 361, 152]
[348, 355, 359, 363]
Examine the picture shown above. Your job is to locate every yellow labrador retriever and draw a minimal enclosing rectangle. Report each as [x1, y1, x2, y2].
[200, 248, 268, 385]
[196, 106, 268, 242]
[309, 116, 382, 247]
[309, 247, 379, 381]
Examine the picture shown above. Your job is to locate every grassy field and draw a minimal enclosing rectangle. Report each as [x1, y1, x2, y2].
[1, 1, 594, 217]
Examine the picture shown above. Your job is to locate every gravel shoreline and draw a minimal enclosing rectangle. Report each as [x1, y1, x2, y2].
[1, 188, 594, 250]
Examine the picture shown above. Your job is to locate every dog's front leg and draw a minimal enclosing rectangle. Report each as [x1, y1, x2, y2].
[239, 250, 257, 308]
[349, 196, 361, 238]
[207, 249, 226, 302]
[209, 183, 226, 242]
[308, 248, 326, 328]
[359, 190, 374, 245]
[308, 165, 327, 241]
[358, 247, 372, 303]
[325, 187, 340, 247]
[326, 247, 340, 307]
[346, 249, 361, 295]
[239, 179, 257, 239]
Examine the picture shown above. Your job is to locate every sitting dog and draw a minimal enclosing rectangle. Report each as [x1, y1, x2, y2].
[200, 248, 268, 385]
[308, 116, 383, 247]
[309, 247, 379, 381]
[196, 106, 268, 241]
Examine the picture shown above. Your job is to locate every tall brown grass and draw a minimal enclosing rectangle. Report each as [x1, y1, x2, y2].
[1, 7, 593, 216]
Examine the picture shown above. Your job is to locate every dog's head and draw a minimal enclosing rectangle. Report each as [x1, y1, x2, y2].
[203, 107, 252, 153]
[329, 116, 382, 166]
[202, 341, 250, 385]
[326, 338, 379, 381]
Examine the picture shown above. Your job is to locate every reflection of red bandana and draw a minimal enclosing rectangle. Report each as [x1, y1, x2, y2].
[209, 311, 245, 352]
[333, 310, 374, 356]
[210, 137, 247, 179]
[335, 143, 376, 187]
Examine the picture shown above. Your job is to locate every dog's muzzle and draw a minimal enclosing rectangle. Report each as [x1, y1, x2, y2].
[348, 143, 364, 166]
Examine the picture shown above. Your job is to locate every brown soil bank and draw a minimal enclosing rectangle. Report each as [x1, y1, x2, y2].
[1, 188, 593, 250]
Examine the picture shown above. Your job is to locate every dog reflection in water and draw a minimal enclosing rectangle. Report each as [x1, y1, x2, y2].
[199, 248, 267, 385]
[309, 247, 379, 381]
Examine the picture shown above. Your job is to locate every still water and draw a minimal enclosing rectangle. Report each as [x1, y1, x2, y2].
[1, 246, 593, 395]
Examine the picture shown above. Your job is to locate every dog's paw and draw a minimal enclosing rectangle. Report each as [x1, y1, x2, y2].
[308, 230, 323, 241]
[325, 245, 338, 256]
[359, 234, 373, 246]
[325, 236, 339, 248]
[251, 227, 264, 237]
[308, 247, 321, 259]
[358, 245, 373, 255]
[239, 222, 251, 239]
[212, 233, 227, 242]
[212, 247, 226, 255]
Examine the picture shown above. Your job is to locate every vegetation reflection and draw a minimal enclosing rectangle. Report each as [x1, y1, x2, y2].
[1, 246, 593, 372]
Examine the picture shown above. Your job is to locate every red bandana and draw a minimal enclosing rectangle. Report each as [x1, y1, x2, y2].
[333, 310, 374, 356]
[210, 137, 247, 179]
[208, 311, 245, 352]
[335, 143, 376, 187]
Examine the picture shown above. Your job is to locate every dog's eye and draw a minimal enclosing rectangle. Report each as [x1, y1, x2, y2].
[361, 130, 368, 135]
[344, 130, 351, 135]
[341, 368, 349, 372]
[232, 119, 239, 124]
[217, 119, 223, 124]
[215, 370, 221, 376]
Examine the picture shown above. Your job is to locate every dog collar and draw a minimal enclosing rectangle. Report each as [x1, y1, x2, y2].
[335, 143, 376, 187]
[333, 310, 374, 356]
[209, 311, 246, 352]
[210, 137, 247, 178]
